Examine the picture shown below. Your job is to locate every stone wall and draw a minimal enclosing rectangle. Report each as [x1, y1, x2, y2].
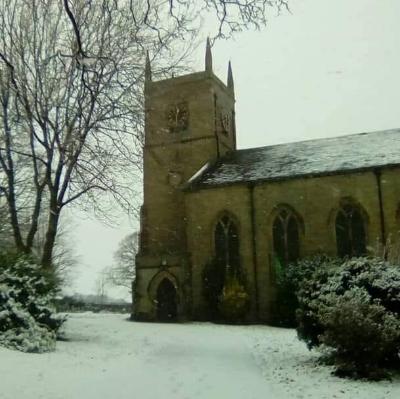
[185, 166, 400, 322]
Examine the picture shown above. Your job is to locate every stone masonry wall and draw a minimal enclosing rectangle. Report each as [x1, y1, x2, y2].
[185, 167, 400, 322]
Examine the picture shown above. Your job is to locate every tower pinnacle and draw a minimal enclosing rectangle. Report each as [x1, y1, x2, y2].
[145, 51, 152, 82]
[227, 61, 234, 92]
[205, 37, 213, 73]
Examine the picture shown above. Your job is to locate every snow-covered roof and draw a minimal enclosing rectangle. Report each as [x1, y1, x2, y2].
[187, 162, 211, 184]
[188, 129, 400, 189]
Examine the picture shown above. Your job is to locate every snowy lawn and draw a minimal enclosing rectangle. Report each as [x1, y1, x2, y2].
[0, 313, 399, 399]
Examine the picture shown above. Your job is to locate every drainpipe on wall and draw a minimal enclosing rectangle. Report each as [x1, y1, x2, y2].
[249, 183, 260, 320]
[213, 93, 220, 158]
[374, 168, 386, 257]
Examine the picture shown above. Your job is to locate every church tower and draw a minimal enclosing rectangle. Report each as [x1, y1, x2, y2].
[134, 41, 236, 321]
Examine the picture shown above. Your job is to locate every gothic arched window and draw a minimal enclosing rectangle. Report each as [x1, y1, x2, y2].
[335, 203, 367, 257]
[214, 215, 240, 274]
[273, 208, 300, 265]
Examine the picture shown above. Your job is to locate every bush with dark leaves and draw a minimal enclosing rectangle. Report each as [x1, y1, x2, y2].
[296, 257, 400, 379]
[272, 255, 340, 327]
[218, 274, 249, 323]
[202, 258, 226, 320]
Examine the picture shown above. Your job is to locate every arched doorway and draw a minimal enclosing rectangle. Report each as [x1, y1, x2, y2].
[156, 278, 177, 322]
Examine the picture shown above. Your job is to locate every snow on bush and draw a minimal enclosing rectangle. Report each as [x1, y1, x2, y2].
[296, 257, 400, 379]
[272, 255, 341, 327]
[0, 252, 65, 353]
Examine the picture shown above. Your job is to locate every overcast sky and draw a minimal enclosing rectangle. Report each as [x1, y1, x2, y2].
[68, 0, 400, 299]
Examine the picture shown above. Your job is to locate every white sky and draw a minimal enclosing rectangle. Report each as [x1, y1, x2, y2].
[68, 0, 400, 298]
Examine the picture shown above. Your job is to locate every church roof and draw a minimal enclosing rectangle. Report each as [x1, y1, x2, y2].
[188, 128, 400, 189]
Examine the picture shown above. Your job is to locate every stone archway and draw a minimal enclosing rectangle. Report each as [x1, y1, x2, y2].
[156, 278, 177, 322]
[148, 270, 180, 322]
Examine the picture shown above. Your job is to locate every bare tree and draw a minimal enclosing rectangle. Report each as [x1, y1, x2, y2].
[0, 0, 190, 268]
[32, 215, 79, 285]
[127, 0, 289, 41]
[95, 269, 109, 305]
[106, 232, 138, 293]
[0, 0, 288, 270]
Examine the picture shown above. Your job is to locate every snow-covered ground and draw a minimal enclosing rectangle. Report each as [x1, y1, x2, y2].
[0, 313, 399, 399]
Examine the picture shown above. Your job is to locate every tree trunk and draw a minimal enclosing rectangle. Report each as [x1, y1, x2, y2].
[1, 98, 27, 253]
[7, 190, 27, 253]
[26, 186, 45, 251]
[41, 199, 60, 269]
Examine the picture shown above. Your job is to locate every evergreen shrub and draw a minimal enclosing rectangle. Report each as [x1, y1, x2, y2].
[270, 256, 295, 327]
[0, 251, 65, 352]
[202, 259, 249, 322]
[202, 258, 225, 320]
[296, 257, 400, 379]
[273, 255, 340, 327]
[218, 273, 249, 323]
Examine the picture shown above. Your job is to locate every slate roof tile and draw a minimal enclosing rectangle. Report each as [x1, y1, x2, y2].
[188, 129, 400, 189]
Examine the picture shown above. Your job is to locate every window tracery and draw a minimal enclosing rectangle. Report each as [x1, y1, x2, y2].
[214, 214, 240, 275]
[273, 208, 300, 265]
[335, 203, 367, 257]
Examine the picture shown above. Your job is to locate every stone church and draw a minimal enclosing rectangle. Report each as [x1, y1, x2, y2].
[134, 41, 400, 323]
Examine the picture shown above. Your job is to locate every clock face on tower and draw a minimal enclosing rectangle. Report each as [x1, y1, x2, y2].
[167, 102, 189, 133]
[168, 171, 183, 187]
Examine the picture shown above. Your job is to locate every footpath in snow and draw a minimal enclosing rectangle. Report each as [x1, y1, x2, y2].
[0, 312, 399, 399]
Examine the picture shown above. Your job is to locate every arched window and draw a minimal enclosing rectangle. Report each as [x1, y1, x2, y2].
[273, 208, 300, 265]
[215, 215, 240, 274]
[335, 203, 366, 257]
